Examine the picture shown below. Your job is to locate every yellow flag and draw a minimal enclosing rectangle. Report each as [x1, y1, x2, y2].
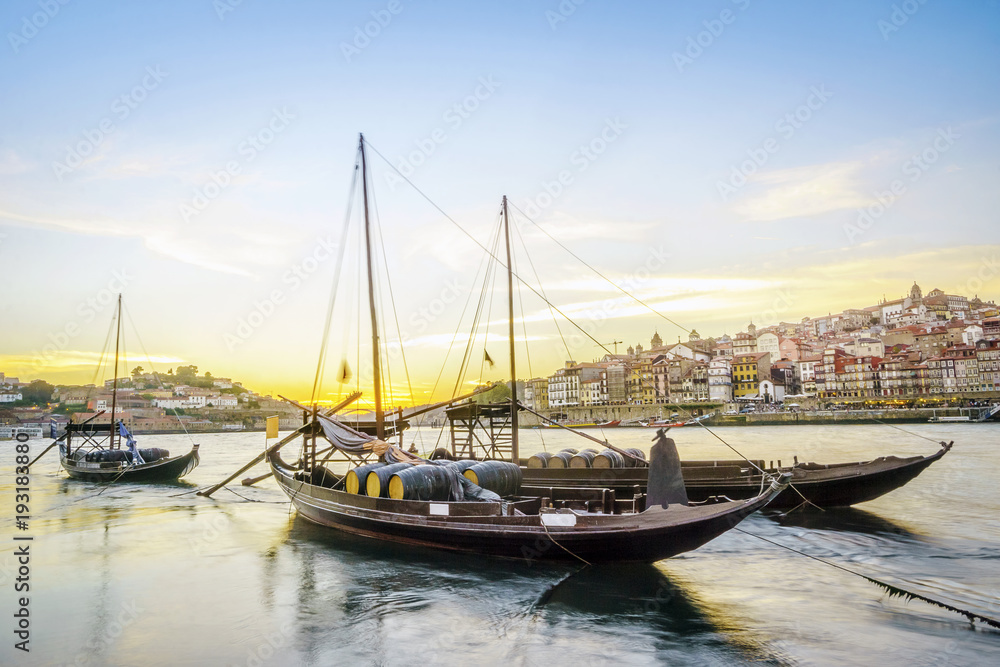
[266, 415, 279, 439]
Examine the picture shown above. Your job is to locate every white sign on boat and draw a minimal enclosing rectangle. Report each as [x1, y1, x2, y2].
[540, 512, 577, 527]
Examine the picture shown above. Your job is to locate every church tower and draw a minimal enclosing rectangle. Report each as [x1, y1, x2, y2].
[650, 331, 663, 348]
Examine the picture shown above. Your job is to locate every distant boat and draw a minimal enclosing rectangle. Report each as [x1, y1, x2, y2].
[521, 443, 953, 509]
[58, 295, 199, 483]
[542, 419, 620, 429]
[927, 415, 970, 423]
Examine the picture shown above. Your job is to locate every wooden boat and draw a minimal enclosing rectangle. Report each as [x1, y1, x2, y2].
[520, 441, 953, 509]
[543, 419, 620, 429]
[57, 295, 200, 483]
[265, 134, 791, 562]
[267, 426, 789, 562]
[60, 422, 199, 482]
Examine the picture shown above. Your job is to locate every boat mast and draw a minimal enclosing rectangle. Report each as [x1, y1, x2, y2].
[359, 134, 385, 440]
[502, 196, 518, 462]
[109, 294, 122, 449]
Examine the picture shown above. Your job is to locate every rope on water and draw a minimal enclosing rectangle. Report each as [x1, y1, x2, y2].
[735, 527, 1000, 630]
[224, 486, 286, 504]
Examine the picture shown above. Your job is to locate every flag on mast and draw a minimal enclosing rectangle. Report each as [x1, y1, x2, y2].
[484, 350, 494, 368]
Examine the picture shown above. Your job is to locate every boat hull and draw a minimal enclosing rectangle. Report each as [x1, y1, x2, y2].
[521, 444, 951, 509]
[59, 444, 200, 483]
[268, 452, 787, 562]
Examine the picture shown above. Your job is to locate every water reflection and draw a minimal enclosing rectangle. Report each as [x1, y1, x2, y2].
[763, 507, 925, 540]
[270, 517, 785, 665]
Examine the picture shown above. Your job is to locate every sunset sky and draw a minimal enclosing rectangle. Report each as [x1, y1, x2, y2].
[2, 0, 998, 407]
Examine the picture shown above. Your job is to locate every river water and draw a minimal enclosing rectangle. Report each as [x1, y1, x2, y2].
[2, 423, 998, 666]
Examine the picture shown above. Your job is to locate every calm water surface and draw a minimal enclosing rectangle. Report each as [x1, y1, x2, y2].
[2, 424, 998, 666]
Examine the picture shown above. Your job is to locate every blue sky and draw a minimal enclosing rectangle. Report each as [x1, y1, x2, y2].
[2, 0, 998, 404]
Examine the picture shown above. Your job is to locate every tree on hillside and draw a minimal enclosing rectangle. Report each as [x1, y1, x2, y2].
[131, 366, 144, 378]
[19, 380, 55, 406]
[474, 383, 511, 405]
[176, 365, 198, 379]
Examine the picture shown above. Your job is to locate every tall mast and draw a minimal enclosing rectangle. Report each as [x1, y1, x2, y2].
[109, 294, 121, 449]
[502, 196, 518, 462]
[359, 134, 384, 440]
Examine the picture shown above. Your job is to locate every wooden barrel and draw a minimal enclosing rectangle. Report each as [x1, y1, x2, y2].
[345, 462, 386, 495]
[366, 462, 414, 497]
[547, 451, 574, 468]
[527, 452, 553, 468]
[625, 448, 647, 467]
[593, 449, 625, 468]
[559, 448, 579, 455]
[138, 448, 170, 462]
[388, 465, 457, 501]
[462, 461, 522, 496]
[569, 448, 600, 468]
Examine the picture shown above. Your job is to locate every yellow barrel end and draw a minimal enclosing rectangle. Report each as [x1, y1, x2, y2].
[346, 471, 360, 494]
[366, 473, 381, 497]
[462, 469, 479, 485]
[388, 475, 405, 500]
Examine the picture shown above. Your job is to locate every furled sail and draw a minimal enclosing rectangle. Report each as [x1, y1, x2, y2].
[317, 414, 375, 452]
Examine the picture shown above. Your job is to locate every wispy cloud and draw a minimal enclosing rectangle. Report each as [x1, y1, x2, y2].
[0, 148, 32, 175]
[731, 160, 870, 221]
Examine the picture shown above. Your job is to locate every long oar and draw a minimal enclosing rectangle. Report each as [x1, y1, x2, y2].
[26, 441, 60, 468]
[197, 427, 308, 498]
[199, 392, 362, 498]
[241, 443, 338, 487]
[228, 393, 366, 490]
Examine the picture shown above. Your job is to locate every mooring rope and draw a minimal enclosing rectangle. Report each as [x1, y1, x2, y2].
[735, 527, 1000, 630]
[540, 517, 592, 566]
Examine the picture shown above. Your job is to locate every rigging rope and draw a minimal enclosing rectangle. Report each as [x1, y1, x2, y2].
[310, 153, 359, 406]
[122, 304, 197, 445]
[365, 140, 778, 472]
[509, 200, 690, 336]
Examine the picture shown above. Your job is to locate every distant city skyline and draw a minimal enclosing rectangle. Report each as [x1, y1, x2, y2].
[2, 0, 998, 404]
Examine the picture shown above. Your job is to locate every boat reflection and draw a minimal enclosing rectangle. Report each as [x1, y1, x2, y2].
[270, 516, 785, 664]
[763, 506, 925, 540]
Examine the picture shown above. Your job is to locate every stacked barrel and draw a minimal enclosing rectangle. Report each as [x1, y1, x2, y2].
[343, 459, 522, 500]
[527, 447, 647, 468]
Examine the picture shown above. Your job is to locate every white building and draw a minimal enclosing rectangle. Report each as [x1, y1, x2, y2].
[758, 379, 785, 404]
[547, 367, 580, 408]
[963, 325, 984, 346]
[153, 397, 188, 410]
[756, 332, 781, 359]
[206, 395, 238, 409]
[795, 357, 822, 395]
[580, 377, 608, 406]
[845, 337, 885, 358]
[707, 357, 732, 403]
[0, 392, 22, 403]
